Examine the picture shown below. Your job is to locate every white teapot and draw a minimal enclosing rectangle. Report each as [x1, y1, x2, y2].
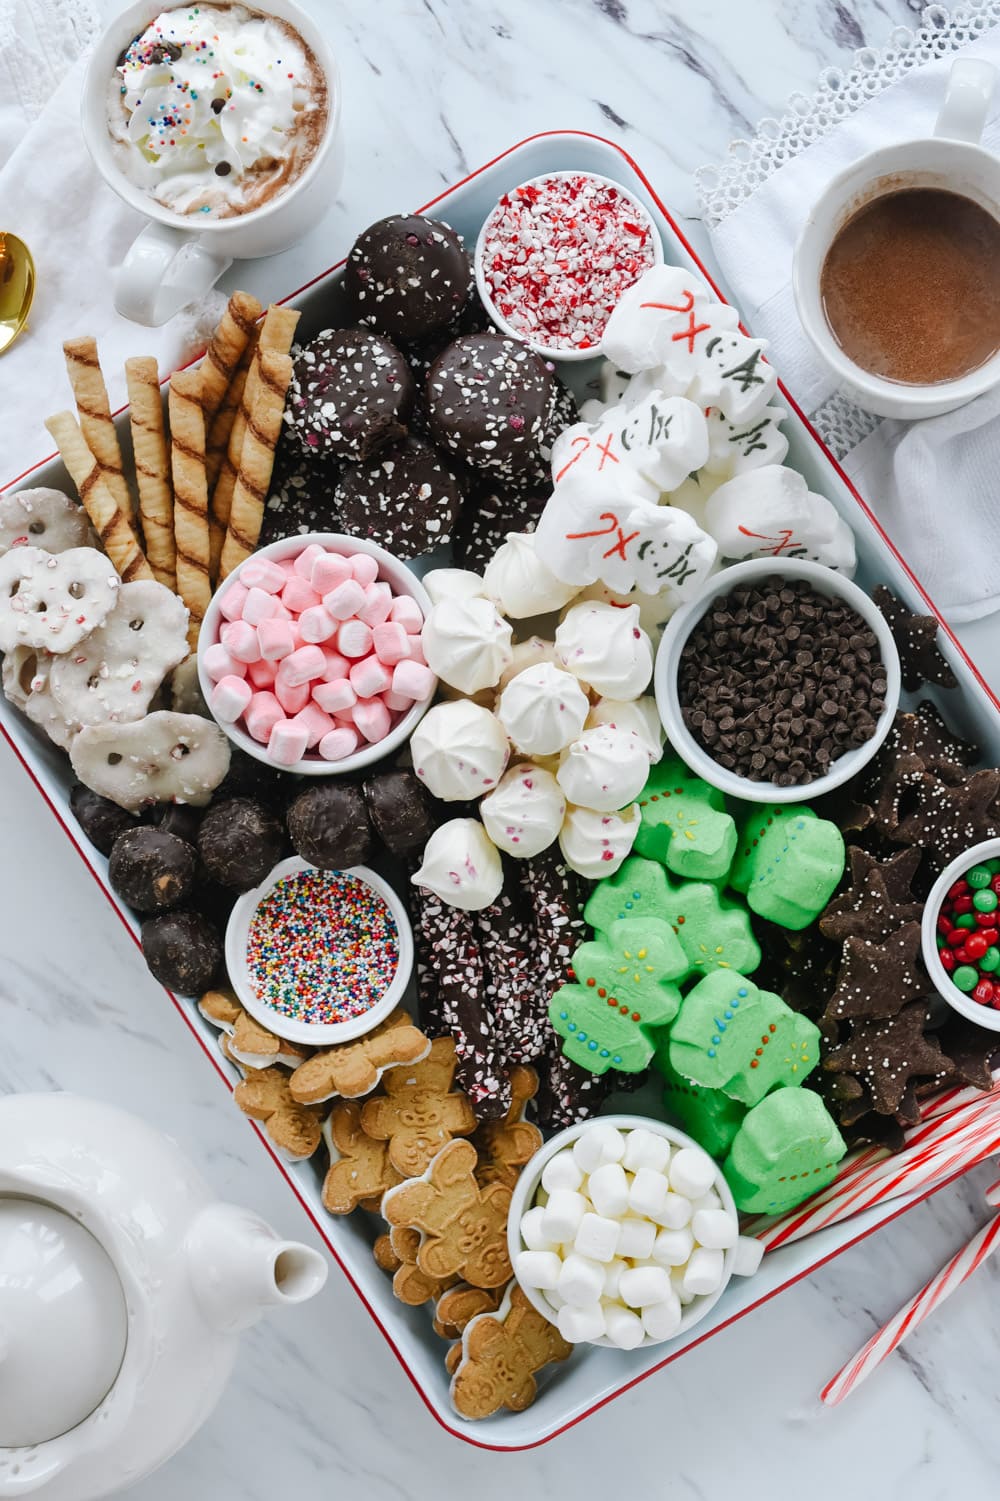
[0, 1093, 327, 1498]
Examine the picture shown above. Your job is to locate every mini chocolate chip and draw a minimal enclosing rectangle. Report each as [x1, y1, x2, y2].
[214, 161, 232, 176]
[211, 97, 226, 114]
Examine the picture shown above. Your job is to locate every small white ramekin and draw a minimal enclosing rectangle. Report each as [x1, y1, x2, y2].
[654, 557, 901, 805]
[922, 838, 1000, 1033]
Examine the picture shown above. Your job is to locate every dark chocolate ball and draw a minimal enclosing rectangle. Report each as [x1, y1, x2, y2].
[453, 482, 548, 573]
[141, 910, 222, 994]
[284, 328, 415, 463]
[197, 798, 286, 891]
[70, 782, 137, 856]
[286, 783, 372, 870]
[345, 214, 472, 344]
[334, 434, 466, 558]
[363, 769, 438, 857]
[259, 426, 342, 548]
[213, 746, 294, 812]
[150, 802, 204, 845]
[426, 333, 558, 485]
[109, 826, 197, 913]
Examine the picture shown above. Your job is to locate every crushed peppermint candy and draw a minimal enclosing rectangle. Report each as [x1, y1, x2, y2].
[478, 172, 658, 353]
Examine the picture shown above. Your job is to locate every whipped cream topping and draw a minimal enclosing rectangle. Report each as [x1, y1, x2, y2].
[107, 5, 328, 218]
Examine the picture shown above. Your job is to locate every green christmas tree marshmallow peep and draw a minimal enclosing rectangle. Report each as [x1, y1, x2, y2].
[723, 1088, 847, 1215]
[549, 916, 687, 1074]
[653, 1039, 747, 1160]
[634, 756, 738, 881]
[728, 805, 845, 930]
[668, 969, 821, 1106]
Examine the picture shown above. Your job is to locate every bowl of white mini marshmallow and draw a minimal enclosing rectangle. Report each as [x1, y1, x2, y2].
[508, 1115, 763, 1350]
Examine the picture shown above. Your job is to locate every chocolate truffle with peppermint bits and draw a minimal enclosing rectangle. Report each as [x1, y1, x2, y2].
[345, 214, 473, 344]
[426, 332, 560, 486]
[283, 328, 415, 463]
[334, 434, 466, 558]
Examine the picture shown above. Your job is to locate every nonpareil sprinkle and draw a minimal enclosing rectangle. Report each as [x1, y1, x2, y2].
[246, 869, 399, 1025]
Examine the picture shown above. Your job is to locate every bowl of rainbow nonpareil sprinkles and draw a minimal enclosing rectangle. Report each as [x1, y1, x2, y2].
[225, 857, 413, 1044]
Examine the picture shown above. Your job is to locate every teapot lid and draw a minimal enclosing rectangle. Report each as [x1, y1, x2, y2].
[0, 1197, 128, 1448]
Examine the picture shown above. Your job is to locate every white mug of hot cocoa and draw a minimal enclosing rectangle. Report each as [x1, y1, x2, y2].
[793, 58, 1000, 421]
[82, 0, 343, 326]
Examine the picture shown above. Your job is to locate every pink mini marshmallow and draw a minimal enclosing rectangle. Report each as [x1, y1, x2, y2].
[392, 659, 434, 701]
[313, 678, 357, 714]
[383, 688, 414, 712]
[318, 726, 360, 761]
[323, 579, 366, 620]
[220, 620, 262, 664]
[389, 594, 424, 632]
[371, 621, 409, 666]
[310, 551, 352, 594]
[337, 619, 373, 659]
[268, 718, 309, 766]
[281, 576, 321, 614]
[349, 553, 380, 586]
[240, 556, 286, 593]
[257, 617, 297, 661]
[211, 674, 253, 723]
[242, 586, 281, 626]
[298, 605, 337, 644]
[405, 634, 426, 665]
[203, 642, 246, 682]
[293, 543, 325, 580]
[274, 677, 311, 715]
[292, 701, 336, 750]
[349, 656, 392, 698]
[357, 581, 393, 627]
[247, 658, 277, 689]
[219, 581, 250, 622]
[278, 644, 327, 687]
[352, 696, 392, 743]
[246, 691, 284, 743]
[321, 649, 351, 680]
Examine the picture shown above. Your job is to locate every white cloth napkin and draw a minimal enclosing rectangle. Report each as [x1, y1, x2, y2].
[697, 2, 1000, 623]
[0, 0, 224, 489]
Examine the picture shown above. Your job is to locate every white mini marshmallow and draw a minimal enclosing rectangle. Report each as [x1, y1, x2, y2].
[602, 1302, 646, 1351]
[557, 1302, 606, 1344]
[691, 1189, 723, 1215]
[574, 1213, 621, 1264]
[681, 1247, 726, 1298]
[542, 1190, 588, 1245]
[628, 1168, 669, 1222]
[669, 1148, 717, 1201]
[603, 1259, 626, 1300]
[540, 1150, 584, 1195]
[513, 1250, 562, 1291]
[616, 1218, 657, 1261]
[731, 1236, 765, 1279]
[670, 1268, 697, 1307]
[656, 1192, 693, 1230]
[691, 1209, 738, 1251]
[586, 1162, 630, 1220]
[557, 1253, 607, 1308]
[623, 1128, 671, 1175]
[651, 1227, 695, 1268]
[619, 1265, 672, 1309]
[571, 1122, 625, 1174]
[641, 1291, 683, 1342]
[519, 1204, 557, 1252]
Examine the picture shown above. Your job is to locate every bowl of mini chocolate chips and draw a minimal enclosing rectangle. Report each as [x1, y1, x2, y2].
[654, 557, 900, 803]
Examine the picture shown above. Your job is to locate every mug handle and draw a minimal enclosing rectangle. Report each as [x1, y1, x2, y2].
[114, 221, 232, 327]
[934, 57, 997, 144]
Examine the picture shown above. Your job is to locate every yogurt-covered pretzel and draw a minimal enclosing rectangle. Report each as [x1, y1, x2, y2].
[49, 581, 189, 728]
[0, 487, 96, 556]
[70, 710, 230, 810]
[0, 545, 120, 653]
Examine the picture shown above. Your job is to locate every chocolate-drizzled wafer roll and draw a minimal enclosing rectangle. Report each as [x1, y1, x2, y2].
[44, 411, 153, 583]
[199, 290, 262, 427]
[169, 369, 211, 651]
[219, 348, 293, 579]
[125, 356, 175, 591]
[63, 336, 134, 523]
[207, 334, 254, 497]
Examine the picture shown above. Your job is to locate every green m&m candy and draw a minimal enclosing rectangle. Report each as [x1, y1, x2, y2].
[987, 858, 1000, 873]
[981, 947, 1000, 973]
[974, 889, 998, 913]
[956, 913, 976, 929]
[967, 865, 992, 889]
[953, 965, 979, 992]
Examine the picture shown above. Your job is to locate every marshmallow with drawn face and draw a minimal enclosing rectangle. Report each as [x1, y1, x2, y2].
[702, 404, 789, 479]
[551, 394, 709, 501]
[0, 487, 96, 556]
[703, 464, 857, 573]
[70, 710, 231, 811]
[49, 581, 190, 728]
[0, 545, 120, 653]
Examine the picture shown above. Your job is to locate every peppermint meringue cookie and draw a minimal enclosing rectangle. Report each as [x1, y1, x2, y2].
[586, 696, 664, 761]
[557, 725, 650, 812]
[571, 581, 675, 640]
[482, 532, 577, 619]
[412, 818, 504, 911]
[555, 601, 653, 699]
[422, 567, 486, 607]
[410, 701, 510, 801]
[421, 596, 513, 694]
[558, 802, 641, 879]
[496, 636, 559, 692]
[480, 763, 566, 858]
[497, 662, 589, 757]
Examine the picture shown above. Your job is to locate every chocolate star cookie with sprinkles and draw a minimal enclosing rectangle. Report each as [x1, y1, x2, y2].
[819, 846, 924, 944]
[892, 768, 1000, 870]
[824, 1001, 946, 1116]
[823, 920, 926, 1023]
[754, 920, 839, 1020]
[930, 1012, 999, 1092]
[872, 585, 958, 692]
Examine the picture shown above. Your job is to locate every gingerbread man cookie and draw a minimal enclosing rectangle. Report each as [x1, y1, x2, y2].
[472, 1065, 543, 1190]
[321, 1101, 403, 1215]
[290, 1009, 431, 1103]
[198, 988, 311, 1071]
[361, 1037, 477, 1178]
[450, 1283, 573, 1420]
[383, 1139, 513, 1290]
[234, 1068, 324, 1161]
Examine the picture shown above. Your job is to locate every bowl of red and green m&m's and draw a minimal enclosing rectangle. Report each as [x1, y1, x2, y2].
[923, 838, 1000, 1031]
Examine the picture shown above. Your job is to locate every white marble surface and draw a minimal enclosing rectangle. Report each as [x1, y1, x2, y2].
[6, 0, 1000, 1496]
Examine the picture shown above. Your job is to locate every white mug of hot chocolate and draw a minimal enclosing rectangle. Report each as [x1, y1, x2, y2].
[793, 58, 1000, 421]
[81, 0, 343, 327]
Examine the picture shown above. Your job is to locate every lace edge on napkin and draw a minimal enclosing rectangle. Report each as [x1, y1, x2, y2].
[695, 2, 1000, 229]
[0, 0, 101, 127]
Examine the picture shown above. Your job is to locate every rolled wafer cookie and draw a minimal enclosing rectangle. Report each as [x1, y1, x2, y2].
[62, 337, 134, 522]
[200, 291, 262, 425]
[212, 303, 299, 539]
[125, 356, 176, 592]
[43, 411, 153, 583]
[219, 348, 293, 579]
[169, 368, 212, 650]
[207, 334, 254, 495]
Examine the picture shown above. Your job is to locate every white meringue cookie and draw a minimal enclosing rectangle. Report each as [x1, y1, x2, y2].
[569, 581, 676, 640]
[555, 601, 653, 699]
[422, 567, 486, 607]
[586, 696, 664, 761]
[557, 724, 650, 812]
[558, 802, 641, 879]
[412, 818, 504, 911]
[409, 701, 510, 801]
[421, 596, 513, 694]
[496, 636, 559, 692]
[497, 662, 590, 757]
[482, 533, 578, 619]
[480, 763, 566, 858]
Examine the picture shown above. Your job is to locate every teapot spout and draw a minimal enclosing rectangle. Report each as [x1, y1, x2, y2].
[186, 1203, 327, 1333]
